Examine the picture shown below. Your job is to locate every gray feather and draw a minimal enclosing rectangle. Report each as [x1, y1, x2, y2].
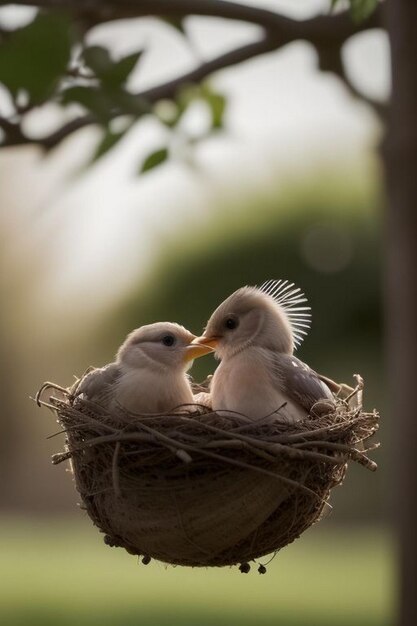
[75, 363, 121, 406]
[269, 352, 333, 412]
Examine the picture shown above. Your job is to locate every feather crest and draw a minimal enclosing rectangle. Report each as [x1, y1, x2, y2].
[258, 279, 312, 348]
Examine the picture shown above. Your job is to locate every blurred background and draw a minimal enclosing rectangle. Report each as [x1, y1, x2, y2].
[0, 1, 393, 625]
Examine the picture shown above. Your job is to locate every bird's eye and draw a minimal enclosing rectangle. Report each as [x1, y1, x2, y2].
[224, 316, 239, 330]
[162, 334, 175, 347]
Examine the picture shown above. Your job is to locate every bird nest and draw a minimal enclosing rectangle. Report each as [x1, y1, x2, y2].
[36, 375, 379, 572]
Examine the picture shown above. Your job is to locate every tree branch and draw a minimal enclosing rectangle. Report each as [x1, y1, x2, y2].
[316, 42, 388, 119]
[139, 35, 278, 102]
[1, 35, 278, 149]
[0, 1, 386, 149]
[7, 0, 383, 39]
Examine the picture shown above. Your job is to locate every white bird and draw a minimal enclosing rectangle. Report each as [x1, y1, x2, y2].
[74, 322, 213, 415]
[192, 280, 336, 422]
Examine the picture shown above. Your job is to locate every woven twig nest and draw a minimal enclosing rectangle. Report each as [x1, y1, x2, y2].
[37, 375, 379, 571]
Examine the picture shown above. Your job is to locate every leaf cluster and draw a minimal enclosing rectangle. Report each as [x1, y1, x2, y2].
[0, 0, 381, 163]
[0, 11, 227, 172]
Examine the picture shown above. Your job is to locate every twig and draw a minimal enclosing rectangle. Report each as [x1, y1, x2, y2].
[271, 413, 376, 443]
[294, 440, 378, 471]
[345, 374, 365, 403]
[55, 427, 325, 501]
[53, 403, 118, 433]
[203, 439, 277, 462]
[112, 441, 121, 497]
[35, 381, 69, 406]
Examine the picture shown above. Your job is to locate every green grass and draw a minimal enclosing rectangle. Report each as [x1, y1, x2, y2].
[0, 518, 394, 626]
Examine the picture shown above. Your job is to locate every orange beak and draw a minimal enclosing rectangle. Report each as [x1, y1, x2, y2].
[191, 335, 220, 350]
[184, 337, 216, 363]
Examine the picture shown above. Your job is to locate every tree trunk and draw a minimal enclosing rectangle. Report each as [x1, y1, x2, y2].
[384, 1, 417, 624]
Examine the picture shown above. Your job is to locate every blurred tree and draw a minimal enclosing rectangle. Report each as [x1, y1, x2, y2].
[384, 1, 417, 625]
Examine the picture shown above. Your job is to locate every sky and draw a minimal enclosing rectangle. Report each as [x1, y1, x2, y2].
[0, 0, 389, 316]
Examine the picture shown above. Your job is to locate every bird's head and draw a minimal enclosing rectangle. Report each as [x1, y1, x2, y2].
[194, 280, 311, 360]
[116, 322, 213, 372]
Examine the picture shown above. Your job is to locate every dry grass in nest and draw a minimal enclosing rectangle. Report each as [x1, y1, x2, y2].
[36, 374, 379, 572]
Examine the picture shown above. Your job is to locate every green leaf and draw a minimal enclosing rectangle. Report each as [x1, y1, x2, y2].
[201, 86, 227, 129]
[84, 46, 142, 87]
[0, 13, 72, 103]
[108, 51, 143, 86]
[62, 84, 148, 124]
[140, 147, 169, 173]
[61, 86, 113, 122]
[111, 90, 150, 116]
[349, 0, 378, 22]
[83, 46, 112, 75]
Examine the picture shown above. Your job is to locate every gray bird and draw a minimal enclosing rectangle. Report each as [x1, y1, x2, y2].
[193, 280, 335, 421]
[75, 322, 213, 415]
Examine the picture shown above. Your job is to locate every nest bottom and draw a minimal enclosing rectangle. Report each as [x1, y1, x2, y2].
[40, 378, 379, 568]
[90, 454, 344, 567]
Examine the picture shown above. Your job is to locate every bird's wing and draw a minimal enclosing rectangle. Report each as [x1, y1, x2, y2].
[269, 352, 334, 413]
[75, 363, 121, 405]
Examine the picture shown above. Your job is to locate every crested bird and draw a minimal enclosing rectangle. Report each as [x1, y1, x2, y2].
[192, 280, 337, 421]
[74, 322, 213, 415]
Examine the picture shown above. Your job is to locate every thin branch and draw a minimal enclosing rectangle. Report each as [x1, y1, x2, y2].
[139, 35, 278, 102]
[0, 1, 385, 149]
[7, 0, 383, 39]
[0, 117, 27, 146]
[39, 115, 97, 149]
[111, 441, 121, 497]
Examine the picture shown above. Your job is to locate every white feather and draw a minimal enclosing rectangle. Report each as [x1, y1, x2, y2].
[258, 279, 312, 349]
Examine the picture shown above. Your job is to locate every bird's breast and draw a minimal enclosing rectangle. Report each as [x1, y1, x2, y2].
[115, 369, 193, 414]
[211, 349, 306, 422]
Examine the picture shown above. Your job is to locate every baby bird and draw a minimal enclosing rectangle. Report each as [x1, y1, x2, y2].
[75, 322, 213, 415]
[193, 280, 335, 421]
